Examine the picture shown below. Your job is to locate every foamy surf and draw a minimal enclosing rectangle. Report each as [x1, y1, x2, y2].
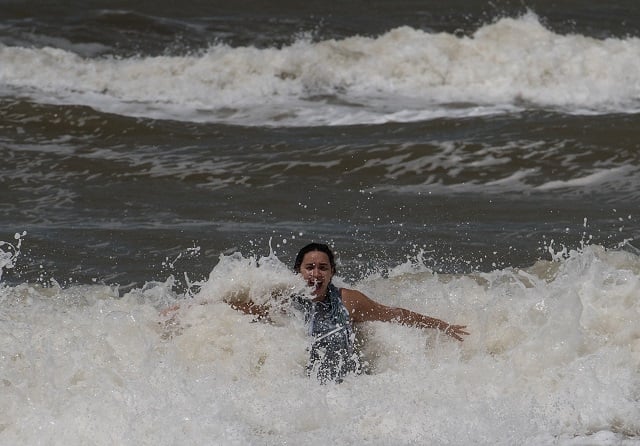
[1, 244, 638, 445]
[2, 13, 640, 126]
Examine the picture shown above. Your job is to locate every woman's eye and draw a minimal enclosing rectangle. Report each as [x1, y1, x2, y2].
[303, 264, 329, 272]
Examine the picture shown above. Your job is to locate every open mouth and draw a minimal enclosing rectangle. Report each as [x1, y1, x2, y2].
[308, 280, 322, 293]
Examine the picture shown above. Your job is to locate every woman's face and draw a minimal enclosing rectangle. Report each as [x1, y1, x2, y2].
[299, 250, 334, 299]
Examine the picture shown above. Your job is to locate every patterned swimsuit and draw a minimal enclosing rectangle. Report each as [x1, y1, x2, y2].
[294, 284, 360, 383]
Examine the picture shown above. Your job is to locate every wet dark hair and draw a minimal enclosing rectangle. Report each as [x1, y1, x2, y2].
[293, 243, 336, 274]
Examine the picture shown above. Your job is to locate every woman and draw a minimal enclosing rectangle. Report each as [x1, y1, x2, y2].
[234, 242, 469, 383]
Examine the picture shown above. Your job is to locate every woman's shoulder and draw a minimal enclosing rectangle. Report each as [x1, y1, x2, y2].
[338, 287, 371, 312]
[340, 287, 368, 300]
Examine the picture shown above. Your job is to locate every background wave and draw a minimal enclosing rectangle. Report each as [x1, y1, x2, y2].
[3, 14, 640, 126]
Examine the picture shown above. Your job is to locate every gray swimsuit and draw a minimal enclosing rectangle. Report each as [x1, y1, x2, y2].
[294, 284, 360, 383]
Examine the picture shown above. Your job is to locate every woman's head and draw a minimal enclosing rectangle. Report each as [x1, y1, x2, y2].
[293, 243, 336, 297]
[293, 243, 336, 273]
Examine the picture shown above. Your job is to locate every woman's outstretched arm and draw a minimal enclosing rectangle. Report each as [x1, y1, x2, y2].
[341, 288, 469, 341]
[229, 301, 271, 320]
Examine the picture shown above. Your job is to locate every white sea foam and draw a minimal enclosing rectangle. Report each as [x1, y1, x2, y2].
[2, 13, 640, 126]
[1, 244, 639, 445]
[535, 165, 635, 191]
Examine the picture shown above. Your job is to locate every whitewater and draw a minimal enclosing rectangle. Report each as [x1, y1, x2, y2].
[2, 13, 640, 127]
[1, 238, 639, 445]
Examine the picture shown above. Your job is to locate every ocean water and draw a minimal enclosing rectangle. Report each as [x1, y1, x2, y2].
[1, 1, 639, 444]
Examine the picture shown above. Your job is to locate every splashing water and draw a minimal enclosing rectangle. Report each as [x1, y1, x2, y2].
[1, 244, 639, 445]
[0, 231, 27, 283]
